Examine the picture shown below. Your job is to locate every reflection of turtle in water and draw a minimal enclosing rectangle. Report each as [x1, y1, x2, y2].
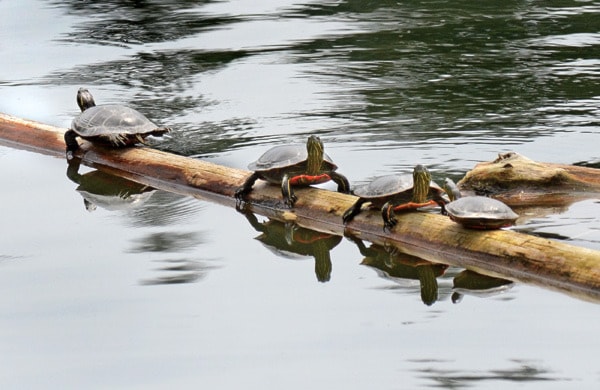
[65, 88, 170, 158]
[242, 211, 342, 282]
[451, 269, 514, 304]
[348, 236, 448, 306]
[66, 159, 155, 212]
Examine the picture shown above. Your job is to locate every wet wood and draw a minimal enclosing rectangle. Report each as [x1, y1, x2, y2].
[1, 112, 600, 302]
[459, 151, 600, 207]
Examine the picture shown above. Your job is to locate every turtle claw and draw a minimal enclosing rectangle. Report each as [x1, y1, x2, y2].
[283, 194, 298, 209]
[234, 187, 246, 201]
[235, 197, 247, 212]
[383, 218, 397, 232]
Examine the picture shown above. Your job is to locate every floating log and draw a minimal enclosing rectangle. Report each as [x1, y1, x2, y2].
[1, 112, 599, 302]
[459, 151, 600, 207]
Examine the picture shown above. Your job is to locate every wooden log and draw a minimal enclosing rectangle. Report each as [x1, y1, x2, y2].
[459, 151, 600, 207]
[1, 112, 600, 302]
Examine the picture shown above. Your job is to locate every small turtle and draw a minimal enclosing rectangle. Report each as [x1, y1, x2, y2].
[443, 178, 518, 229]
[342, 165, 448, 231]
[64, 88, 170, 157]
[235, 135, 350, 207]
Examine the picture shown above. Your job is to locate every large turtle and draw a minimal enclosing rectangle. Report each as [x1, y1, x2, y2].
[443, 178, 518, 229]
[64, 88, 170, 157]
[342, 165, 448, 231]
[235, 135, 350, 207]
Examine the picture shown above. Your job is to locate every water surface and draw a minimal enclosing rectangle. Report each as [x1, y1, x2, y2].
[1, 1, 599, 388]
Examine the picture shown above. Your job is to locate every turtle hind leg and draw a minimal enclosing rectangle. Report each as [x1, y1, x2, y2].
[330, 172, 351, 194]
[64, 129, 80, 159]
[235, 172, 261, 201]
[434, 195, 449, 215]
[342, 198, 366, 225]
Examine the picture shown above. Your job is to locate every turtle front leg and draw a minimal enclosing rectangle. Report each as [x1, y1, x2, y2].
[392, 200, 441, 212]
[381, 201, 398, 231]
[342, 198, 366, 225]
[288, 173, 330, 186]
[281, 173, 298, 208]
[235, 172, 261, 206]
[329, 172, 351, 194]
[64, 129, 80, 159]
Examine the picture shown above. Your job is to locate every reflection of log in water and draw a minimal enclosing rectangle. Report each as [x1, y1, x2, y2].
[350, 236, 448, 306]
[243, 211, 341, 283]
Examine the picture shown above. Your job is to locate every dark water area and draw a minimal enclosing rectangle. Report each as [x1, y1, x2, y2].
[1, 1, 599, 388]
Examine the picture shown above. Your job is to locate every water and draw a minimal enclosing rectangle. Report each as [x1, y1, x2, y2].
[1, 0, 599, 388]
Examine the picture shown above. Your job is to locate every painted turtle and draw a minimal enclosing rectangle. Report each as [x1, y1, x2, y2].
[342, 165, 448, 231]
[64, 88, 171, 157]
[443, 178, 518, 229]
[235, 135, 350, 207]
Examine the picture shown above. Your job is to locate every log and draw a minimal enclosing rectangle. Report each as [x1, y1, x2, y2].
[459, 151, 600, 207]
[1, 112, 600, 302]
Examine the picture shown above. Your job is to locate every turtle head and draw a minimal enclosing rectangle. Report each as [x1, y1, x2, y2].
[76, 88, 96, 112]
[306, 135, 324, 175]
[412, 164, 432, 203]
[443, 178, 462, 201]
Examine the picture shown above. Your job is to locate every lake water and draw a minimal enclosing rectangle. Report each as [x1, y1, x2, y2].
[1, 0, 599, 388]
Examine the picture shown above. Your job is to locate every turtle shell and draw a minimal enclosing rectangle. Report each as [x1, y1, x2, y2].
[72, 104, 158, 137]
[446, 196, 518, 229]
[352, 174, 418, 199]
[248, 143, 336, 171]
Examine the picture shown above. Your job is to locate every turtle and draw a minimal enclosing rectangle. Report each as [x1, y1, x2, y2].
[234, 135, 350, 208]
[443, 178, 518, 229]
[342, 165, 448, 231]
[64, 88, 171, 157]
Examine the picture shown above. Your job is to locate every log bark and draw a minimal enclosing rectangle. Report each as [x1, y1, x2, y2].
[1, 112, 599, 302]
